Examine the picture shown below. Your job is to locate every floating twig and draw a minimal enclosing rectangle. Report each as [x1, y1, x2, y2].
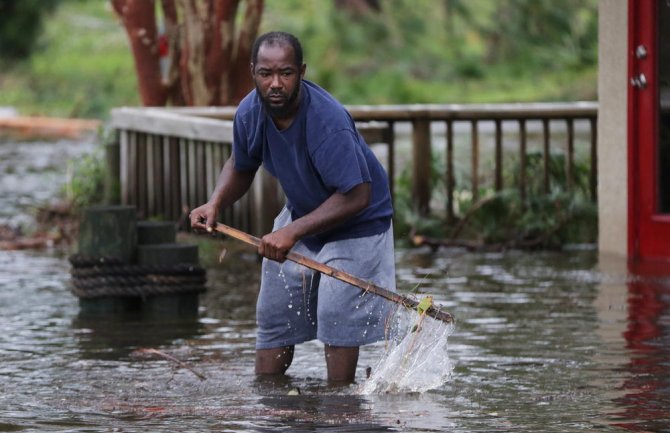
[136, 348, 207, 381]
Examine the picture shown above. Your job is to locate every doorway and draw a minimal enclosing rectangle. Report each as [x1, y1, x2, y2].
[629, 0, 670, 261]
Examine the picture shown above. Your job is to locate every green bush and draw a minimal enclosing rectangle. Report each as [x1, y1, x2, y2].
[394, 149, 597, 249]
[63, 144, 106, 210]
[0, 0, 60, 60]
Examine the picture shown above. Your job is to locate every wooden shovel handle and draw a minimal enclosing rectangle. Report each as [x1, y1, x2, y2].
[212, 224, 454, 324]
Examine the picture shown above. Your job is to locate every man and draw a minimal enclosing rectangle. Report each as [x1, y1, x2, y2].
[190, 31, 395, 384]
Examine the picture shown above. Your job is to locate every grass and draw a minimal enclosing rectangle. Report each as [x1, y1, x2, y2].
[0, 1, 138, 119]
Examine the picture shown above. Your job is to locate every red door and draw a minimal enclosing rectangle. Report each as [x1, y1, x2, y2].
[628, 0, 670, 262]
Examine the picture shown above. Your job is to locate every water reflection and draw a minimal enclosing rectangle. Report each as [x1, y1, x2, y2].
[72, 311, 203, 360]
[255, 394, 394, 432]
[613, 262, 670, 431]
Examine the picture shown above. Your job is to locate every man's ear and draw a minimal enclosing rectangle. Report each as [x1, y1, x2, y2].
[250, 63, 255, 77]
[300, 64, 306, 79]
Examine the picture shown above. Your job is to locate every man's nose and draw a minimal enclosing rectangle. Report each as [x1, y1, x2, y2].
[270, 74, 282, 88]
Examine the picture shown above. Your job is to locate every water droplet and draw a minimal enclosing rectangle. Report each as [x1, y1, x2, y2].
[296, 311, 301, 316]
[288, 304, 293, 309]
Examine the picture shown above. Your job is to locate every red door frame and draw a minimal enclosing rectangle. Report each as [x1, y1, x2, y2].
[628, 0, 670, 262]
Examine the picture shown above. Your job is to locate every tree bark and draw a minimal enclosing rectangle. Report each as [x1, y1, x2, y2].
[160, 0, 186, 105]
[230, 0, 263, 103]
[112, 0, 263, 107]
[111, 0, 167, 106]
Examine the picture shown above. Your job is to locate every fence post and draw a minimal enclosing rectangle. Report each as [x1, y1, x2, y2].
[471, 120, 479, 201]
[104, 131, 121, 205]
[412, 118, 432, 215]
[590, 117, 598, 202]
[446, 120, 455, 223]
[519, 119, 527, 205]
[495, 119, 503, 191]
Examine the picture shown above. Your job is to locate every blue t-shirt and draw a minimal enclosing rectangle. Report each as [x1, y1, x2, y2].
[233, 80, 392, 245]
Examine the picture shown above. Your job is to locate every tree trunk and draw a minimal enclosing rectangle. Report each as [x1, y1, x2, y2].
[111, 0, 264, 107]
[230, 0, 263, 103]
[111, 0, 167, 106]
[160, 0, 186, 105]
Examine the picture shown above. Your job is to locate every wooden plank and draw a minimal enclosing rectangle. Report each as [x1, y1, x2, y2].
[169, 137, 181, 221]
[154, 135, 164, 217]
[383, 121, 395, 204]
[188, 140, 197, 210]
[471, 120, 479, 201]
[566, 118, 575, 192]
[543, 119, 551, 194]
[146, 134, 155, 216]
[162, 136, 173, 220]
[519, 119, 527, 205]
[120, 130, 129, 205]
[446, 120, 455, 223]
[590, 117, 598, 202]
[128, 132, 138, 209]
[495, 120, 503, 191]
[412, 118, 432, 216]
[161, 102, 598, 122]
[179, 138, 189, 218]
[205, 142, 215, 198]
[111, 107, 233, 142]
[137, 133, 148, 219]
[195, 140, 206, 206]
[116, 103, 598, 125]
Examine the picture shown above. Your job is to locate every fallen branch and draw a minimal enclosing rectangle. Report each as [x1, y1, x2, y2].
[135, 348, 207, 381]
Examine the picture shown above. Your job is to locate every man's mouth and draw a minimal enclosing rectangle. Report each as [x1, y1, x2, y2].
[268, 93, 286, 103]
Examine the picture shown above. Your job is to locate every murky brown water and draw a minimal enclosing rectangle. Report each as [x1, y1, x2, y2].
[2, 138, 669, 432]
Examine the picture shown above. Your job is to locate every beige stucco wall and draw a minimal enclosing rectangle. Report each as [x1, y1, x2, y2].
[598, 0, 628, 257]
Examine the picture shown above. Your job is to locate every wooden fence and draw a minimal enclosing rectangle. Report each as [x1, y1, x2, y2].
[110, 102, 598, 236]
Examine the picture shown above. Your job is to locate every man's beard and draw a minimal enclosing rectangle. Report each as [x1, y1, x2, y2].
[257, 81, 301, 119]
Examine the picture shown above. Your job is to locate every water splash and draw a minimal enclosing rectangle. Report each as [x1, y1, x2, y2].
[359, 307, 455, 395]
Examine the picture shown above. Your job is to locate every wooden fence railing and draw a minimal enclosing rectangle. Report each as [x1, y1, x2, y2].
[110, 102, 597, 236]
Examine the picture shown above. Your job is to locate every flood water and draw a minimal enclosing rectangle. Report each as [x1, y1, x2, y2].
[2, 138, 670, 432]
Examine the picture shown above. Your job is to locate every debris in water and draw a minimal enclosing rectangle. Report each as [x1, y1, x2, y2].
[133, 348, 207, 381]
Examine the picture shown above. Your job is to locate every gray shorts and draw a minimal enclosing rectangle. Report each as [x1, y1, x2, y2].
[255, 207, 396, 349]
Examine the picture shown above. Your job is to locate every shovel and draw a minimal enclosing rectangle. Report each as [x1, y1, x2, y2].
[211, 224, 454, 324]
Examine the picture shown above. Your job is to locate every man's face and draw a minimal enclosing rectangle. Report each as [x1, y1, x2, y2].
[252, 43, 305, 119]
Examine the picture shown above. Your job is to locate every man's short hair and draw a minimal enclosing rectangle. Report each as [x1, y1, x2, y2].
[251, 31, 303, 68]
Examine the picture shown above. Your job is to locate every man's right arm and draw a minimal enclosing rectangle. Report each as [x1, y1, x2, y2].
[189, 154, 256, 231]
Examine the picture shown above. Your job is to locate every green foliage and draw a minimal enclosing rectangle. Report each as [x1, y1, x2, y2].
[394, 148, 598, 248]
[393, 156, 448, 243]
[454, 151, 597, 247]
[0, 0, 597, 118]
[63, 144, 106, 210]
[267, 0, 598, 105]
[0, 1, 137, 118]
[456, 189, 597, 247]
[0, 0, 60, 60]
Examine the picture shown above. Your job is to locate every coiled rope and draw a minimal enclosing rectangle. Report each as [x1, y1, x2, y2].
[68, 255, 207, 299]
